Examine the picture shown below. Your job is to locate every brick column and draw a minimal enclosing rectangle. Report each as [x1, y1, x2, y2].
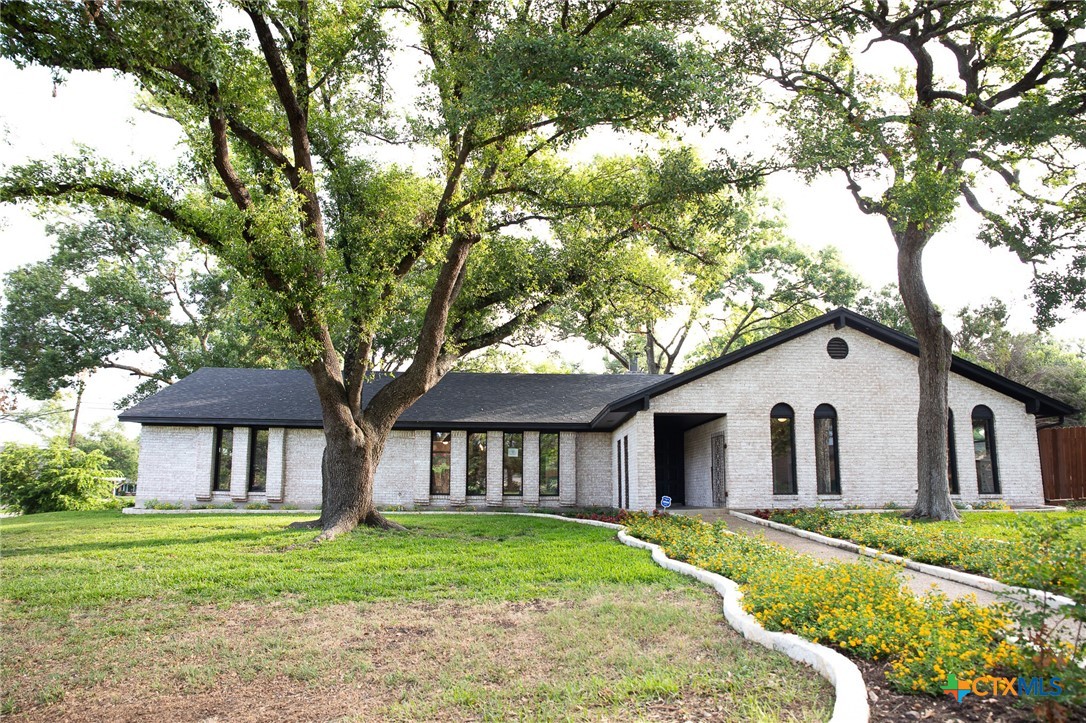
[194, 426, 216, 501]
[414, 430, 432, 507]
[265, 428, 287, 502]
[522, 431, 540, 506]
[450, 430, 467, 506]
[486, 431, 504, 506]
[631, 413, 655, 511]
[230, 427, 251, 501]
[559, 431, 577, 506]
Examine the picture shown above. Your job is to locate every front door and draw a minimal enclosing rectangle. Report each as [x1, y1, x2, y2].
[711, 432, 727, 506]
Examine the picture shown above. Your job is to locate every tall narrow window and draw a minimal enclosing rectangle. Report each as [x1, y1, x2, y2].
[466, 432, 487, 496]
[430, 431, 451, 495]
[947, 409, 960, 495]
[248, 428, 269, 493]
[616, 439, 623, 508]
[814, 404, 840, 495]
[972, 406, 1000, 494]
[503, 432, 523, 495]
[770, 403, 797, 495]
[213, 427, 233, 492]
[623, 436, 630, 508]
[539, 433, 560, 496]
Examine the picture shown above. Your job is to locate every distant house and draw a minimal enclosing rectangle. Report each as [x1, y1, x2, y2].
[120, 308, 1074, 511]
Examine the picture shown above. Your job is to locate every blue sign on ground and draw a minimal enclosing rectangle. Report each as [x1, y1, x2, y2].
[660, 496, 672, 509]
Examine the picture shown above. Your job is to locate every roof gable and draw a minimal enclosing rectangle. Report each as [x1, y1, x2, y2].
[599, 307, 1076, 419]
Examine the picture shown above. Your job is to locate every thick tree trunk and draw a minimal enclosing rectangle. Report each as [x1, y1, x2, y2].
[895, 225, 960, 522]
[312, 415, 405, 540]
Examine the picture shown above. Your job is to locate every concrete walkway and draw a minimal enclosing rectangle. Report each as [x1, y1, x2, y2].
[674, 508, 1002, 604]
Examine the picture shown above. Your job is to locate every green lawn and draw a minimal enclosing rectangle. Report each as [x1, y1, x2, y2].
[929, 510, 1086, 543]
[1, 512, 833, 722]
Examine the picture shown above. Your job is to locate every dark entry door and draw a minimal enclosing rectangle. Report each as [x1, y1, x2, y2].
[711, 433, 727, 506]
[654, 425, 686, 505]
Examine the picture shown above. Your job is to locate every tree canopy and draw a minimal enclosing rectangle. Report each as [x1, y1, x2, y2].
[1, 0, 759, 535]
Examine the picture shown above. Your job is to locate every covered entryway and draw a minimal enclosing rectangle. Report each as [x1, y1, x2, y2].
[653, 413, 725, 508]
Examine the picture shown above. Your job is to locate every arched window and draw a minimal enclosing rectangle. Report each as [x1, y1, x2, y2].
[971, 405, 1000, 494]
[814, 404, 840, 495]
[947, 409, 959, 495]
[770, 403, 797, 495]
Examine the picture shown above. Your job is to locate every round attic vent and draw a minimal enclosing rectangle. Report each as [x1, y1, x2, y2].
[827, 337, 849, 359]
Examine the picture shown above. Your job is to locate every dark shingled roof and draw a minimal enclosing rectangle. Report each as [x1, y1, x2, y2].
[118, 368, 663, 429]
[119, 307, 1077, 429]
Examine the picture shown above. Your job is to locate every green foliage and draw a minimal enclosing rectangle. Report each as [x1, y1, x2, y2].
[624, 514, 1019, 695]
[0, 443, 119, 514]
[728, 0, 1086, 327]
[1, 210, 292, 404]
[768, 508, 1086, 603]
[999, 519, 1086, 712]
[0, 0, 756, 394]
[73, 422, 140, 481]
[454, 347, 581, 374]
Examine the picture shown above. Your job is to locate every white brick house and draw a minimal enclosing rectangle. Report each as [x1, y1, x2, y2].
[121, 309, 1075, 511]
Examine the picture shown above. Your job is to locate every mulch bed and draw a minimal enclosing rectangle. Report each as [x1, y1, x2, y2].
[853, 657, 1082, 722]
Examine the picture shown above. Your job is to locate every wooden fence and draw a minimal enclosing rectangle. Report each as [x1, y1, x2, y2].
[1038, 426, 1086, 502]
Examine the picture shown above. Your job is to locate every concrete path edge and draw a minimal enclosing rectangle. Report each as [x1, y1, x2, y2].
[728, 511, 1076, 609]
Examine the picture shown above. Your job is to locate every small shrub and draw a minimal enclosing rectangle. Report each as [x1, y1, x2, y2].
[883, 501, 903, 510]
[0, 443, 120, 514]
[281, 503, 299, 510]
[143, 499, 183, 510]
[974, 500, 1011, 511]
[624, 514, 1019, 695]
[245, 501, 271, 510]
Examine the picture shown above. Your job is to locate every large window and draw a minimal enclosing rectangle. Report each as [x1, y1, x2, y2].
[467, 432, 487, 496]
[947, 409, 960, 495]
[972, 406, 1000, 494]
[539, 433, 560, 496]
[503, 432, 523, 495]
[430, 431, 451, 495]
[248, 428, 269, 493]
[770, 403, 797, 495]
[814, 404, 840, 495]
[213, 427, 233, 492]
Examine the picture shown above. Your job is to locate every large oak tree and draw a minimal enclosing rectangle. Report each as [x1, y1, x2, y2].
[1, 0, 755, 537]
[728, 0, 1086, 520]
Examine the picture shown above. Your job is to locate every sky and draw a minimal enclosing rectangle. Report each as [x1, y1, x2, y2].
[1, 38, 1084, 444]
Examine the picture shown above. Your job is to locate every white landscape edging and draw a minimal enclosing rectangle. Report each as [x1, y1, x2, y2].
[612, 528, 869, 723]
[729, 511, 1076, 609]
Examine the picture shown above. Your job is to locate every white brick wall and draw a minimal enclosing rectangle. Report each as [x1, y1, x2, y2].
[134, 324, 1046, 511]
[648, 325, 1045, 510]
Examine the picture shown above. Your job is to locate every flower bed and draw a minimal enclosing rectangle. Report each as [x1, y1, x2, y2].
[623, 514, 1020, 695]
[763, 507, 1086, 604]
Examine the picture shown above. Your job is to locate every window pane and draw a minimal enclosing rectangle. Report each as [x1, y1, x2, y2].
[214, 428, 233, 492]
[771, 415, 796, 495]
[248, 428, 268, 493]
[467, 432, 487, 496]
[431, 431, 451, 495]
[973, 419, 999, 494]
[815, 416, 840, 495]
[539, 433, 559, 496]
[503, 432, 523, 495]
[947, 411, 959, 495]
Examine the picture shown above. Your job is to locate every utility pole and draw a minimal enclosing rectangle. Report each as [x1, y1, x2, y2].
[68, 375, 86, 448]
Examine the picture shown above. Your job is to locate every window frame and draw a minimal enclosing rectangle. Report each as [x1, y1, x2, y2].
[813, 404, 841, 496]
[538, 432, 560, 497]
[466, 431, 487, 496]
[247, 427, 269, 493]
[770, 403, 797, 496]
[430, 430, 452, 496]
[947, 408, 960, 495]
[503, 432, 524, 496]
[971, 405, 1000, 494]
[213, 427, 233, 492]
